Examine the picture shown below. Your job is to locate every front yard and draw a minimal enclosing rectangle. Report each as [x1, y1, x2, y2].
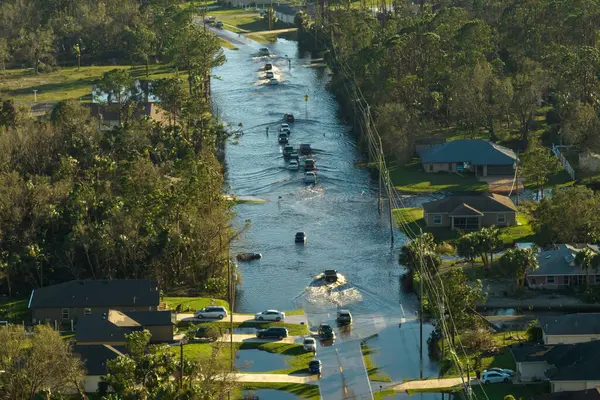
[393, 208, 537, 244]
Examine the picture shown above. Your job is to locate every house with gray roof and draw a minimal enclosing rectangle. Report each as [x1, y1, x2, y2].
[540, 313, 600, 345]
[511, 340, 600, 391]
[76, 309, 175, 345]
[74, 344, 124, 393]
[526, 244, 600, 290]
[417, 139, 517, 177]
[29, 279, 160, 324]
[422, 193, 517, 230]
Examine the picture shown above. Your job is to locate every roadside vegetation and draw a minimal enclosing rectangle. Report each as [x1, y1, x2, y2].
[239, 383, 320, 400]
[361, 343, 392, 382]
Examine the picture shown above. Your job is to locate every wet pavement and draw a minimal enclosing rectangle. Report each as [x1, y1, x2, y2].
[212, 34, 440, 399]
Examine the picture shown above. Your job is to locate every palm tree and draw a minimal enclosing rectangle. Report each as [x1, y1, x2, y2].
[499, 248, 538, 288]
[575, 248, 596, 286]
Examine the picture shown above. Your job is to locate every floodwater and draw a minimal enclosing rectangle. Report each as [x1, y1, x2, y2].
[211, 37, 440, 392]
[235, 349, 290, 372]
[240, 389, 304, 400]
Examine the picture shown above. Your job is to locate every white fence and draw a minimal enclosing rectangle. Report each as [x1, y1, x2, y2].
[551, 144, 576, 180]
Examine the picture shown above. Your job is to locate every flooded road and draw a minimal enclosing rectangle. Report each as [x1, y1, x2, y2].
[211, 37, 440, 396]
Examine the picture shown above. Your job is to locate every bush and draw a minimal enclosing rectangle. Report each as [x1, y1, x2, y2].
[436, 241, 455, 255]
[463, 328, 494, 352]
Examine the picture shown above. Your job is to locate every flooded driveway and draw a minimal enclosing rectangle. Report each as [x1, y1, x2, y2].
[212, 37, 440, 397]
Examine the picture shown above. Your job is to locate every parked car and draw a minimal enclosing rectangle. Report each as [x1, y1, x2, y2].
[299, 143, 312, 155]
[204, 16, 215, 23]
[481, 371, 511, 384]
[288, 160, 299, 170]
[308, 360, 322, 375]
[284, 113, 295, 122]
[265, 63, 272, 71]
[486, 368, 514, 376]
[336, 309, 352, 325]
[278, 133, 288, 144]
[256, 327, 288, 339]
[215, 21, 224, 28]
[295, 232, 307, 243]
[255, 310, 286, 321]
[304, 171, 317, 184]
[303, 337, 316, 352]
[324, 269, 338, 283]
[304, 158, 316, 171]
[194, 306, 228, 319]
[266, 71, 274, 79]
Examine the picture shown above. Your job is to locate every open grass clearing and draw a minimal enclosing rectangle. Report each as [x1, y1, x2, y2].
[0, 297, 28, 322]
[239, 383, 320, 400]
[393, 208, 537, 245]
[239, 342, 314, 374]
[162, 296, 230, 313]
[361, 343, 392, 382]
[169, 341, 238, 366]
[389, 158, 488, 194]
[0, 64, 183, 103]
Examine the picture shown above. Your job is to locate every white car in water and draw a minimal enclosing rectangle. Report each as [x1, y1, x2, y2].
[254, 310, 286, 321]
[288, 160, 299, 170]
[269, 78, 279, 85]
[303, 337, 316, 352]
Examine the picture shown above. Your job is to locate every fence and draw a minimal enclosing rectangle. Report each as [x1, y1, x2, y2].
[551, 144, 576, 180]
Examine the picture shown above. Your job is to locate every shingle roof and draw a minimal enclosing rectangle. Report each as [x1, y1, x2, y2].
[423, 193, 517, 215]
[29, 279, 160, 309]
[74, 344, 124, 376]
[510, 341, 600, 381]
[417, 139, 517, 165]
[533, 390, 600, 400]
[75, 310, 173, 343]
[540, 313, 600, 336]
[528, 244, 600, 276]
[123, 310, 174, 326]
[275, 4, 300, 15]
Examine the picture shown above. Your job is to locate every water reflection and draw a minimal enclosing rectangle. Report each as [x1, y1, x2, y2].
[235, 349, 290, 372]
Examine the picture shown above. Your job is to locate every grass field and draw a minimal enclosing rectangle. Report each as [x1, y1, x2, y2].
[0, 64, 183, 103]
[162, 297, 230, 313]
[389, 159, 488, 194]
[393, 208, 537, 244]
[361, 343, 392, 382]
[240, 383, 320, 400]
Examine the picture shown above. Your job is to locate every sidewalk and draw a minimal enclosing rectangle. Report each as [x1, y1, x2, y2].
[234, 373, 318, 384]
[390, 377, 473, 391]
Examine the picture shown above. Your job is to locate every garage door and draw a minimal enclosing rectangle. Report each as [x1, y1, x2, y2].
[487, 165, 515, 175]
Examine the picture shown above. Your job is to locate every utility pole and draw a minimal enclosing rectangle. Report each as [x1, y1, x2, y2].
[515, 151, 520, 206]
[419, 233, 424, 379]
[386, 175, 394, 245]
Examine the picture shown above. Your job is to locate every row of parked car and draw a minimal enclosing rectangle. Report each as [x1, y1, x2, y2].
[193, 306, 285, 321]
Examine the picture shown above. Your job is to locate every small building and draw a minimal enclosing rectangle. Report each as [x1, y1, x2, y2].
[74, 344, 124, 393]
[28, 279, 160, 325]
[417, 139, 517, 177]
[540, 313, 600, 345]
[83, 102, 169, 131]
[422, 193, 517, 230]
[76, 309, 175, 345]
[526, 244, 600, 290]
[275, 4, 300, 24]
[511, 340, 600, 390]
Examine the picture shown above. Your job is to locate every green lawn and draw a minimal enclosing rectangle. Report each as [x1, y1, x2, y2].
[162, 296, 230, 313]
[389, 158, 488, 194]
[239, 342, 314, 374]
[374, 389, 397, 399]
[458, 383, 549, 400]
[523, 170, 575, 191]
[239, 383, 320, 400]
[0, 64, 183, 103]
[170, 341, 238, 366]
[361, 343, 392, 382]
[393, 208, 537, 245]
[440, 330, 526, 377]
[178, 319, 309, 336]
[0, 298, 29, 322]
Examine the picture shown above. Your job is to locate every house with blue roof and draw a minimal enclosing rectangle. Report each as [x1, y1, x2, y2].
[417, 139, 518, 177]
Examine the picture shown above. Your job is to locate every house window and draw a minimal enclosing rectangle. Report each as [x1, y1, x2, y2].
[433, 215, 442, 225]
[448, 163, 453, 170]
[84, 308, 91, 315]
[62, 308, 70, 319]
[497, 214, 506, 224]
[453, 217, 480, 230]
[428, 164, 433, 172]
[547, 276, 555, 284]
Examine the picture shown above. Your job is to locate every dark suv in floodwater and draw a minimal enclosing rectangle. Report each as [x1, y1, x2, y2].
[256, 327, 288, 339]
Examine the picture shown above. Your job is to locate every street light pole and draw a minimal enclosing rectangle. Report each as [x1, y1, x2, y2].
[179, 338, 187, 390]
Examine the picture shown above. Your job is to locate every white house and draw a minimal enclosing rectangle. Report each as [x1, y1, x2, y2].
[540, 313, 600, 345]
[274, 4, 299, 24]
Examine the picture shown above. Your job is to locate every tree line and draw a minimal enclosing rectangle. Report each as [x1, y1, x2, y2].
[0, 0, 198, 72]
[304, 0, 600, 164]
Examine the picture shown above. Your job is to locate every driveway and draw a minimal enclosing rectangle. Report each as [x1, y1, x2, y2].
[234, 373, 318, 384]
[217, 333, 301, 344]
[390, 377, 473, 391]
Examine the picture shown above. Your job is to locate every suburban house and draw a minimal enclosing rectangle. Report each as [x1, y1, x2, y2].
[539, 313, 600, 345]
[417, 139, 517, 177]
[422, 193, 517, 230]
[28, 279, 160, 324]
[274, 4, 300, 24]
[526, 244, 600, 289]
[83, 102, 169, 131]
[76, 309, 175, 345]
[74, 344, 124, 393]
[511, 340, 600, 392]
[533, 389, 600, 400]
